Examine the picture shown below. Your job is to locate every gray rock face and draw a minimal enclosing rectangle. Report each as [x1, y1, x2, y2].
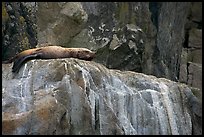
[83, 2, 152, 73]
[2, 2, 202, 135]
[153, 2, 190, 81]
[79, 2, 192, 82]
[2, 59, 201, 135]
[3, 2, 201, 91]
[178, 2, 202, 91]
[187, 62, 202, 91]
[36, 2, 87, 46]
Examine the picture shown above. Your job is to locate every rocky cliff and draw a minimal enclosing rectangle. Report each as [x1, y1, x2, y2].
[2, 2, 202, 135]
[2, 2, 202, 91]
[2, 2, 37, 60]
[2, 59, 202, 135]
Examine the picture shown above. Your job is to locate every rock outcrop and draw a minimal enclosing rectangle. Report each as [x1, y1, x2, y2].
[2, 2, 37, 60]
[2, 59, 202, 135]
[2, 2, 202, 135]
[179, 2, 202, 91]
[36, 2, 88, 46]
[2, 2, 202, 91]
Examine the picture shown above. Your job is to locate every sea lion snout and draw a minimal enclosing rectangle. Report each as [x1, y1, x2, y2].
[79, 50, 96, 61]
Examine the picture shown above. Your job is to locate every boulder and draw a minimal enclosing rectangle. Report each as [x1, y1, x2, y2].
[2, 59, 201, 135]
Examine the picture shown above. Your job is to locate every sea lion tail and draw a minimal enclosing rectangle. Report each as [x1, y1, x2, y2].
[2, 56, 16, 64]
[12, 53, 38, 73]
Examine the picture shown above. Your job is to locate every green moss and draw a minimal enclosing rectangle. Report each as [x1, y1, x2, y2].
[130, 14, 136, 25]
[119, 3, 129, 22]
[19, 16, 25, 24]
[20, 34, 29, 49]
[142, 25, 148, 34]
[115, 3, 129, 26]
[2, 2, 9, 22]
[114, 3, 137, 27]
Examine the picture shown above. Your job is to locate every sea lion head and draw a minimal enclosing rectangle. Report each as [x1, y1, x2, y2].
[76, 49, 96, 61]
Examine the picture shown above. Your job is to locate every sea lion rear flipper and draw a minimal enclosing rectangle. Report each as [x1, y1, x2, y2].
[2, 56, 16, 64]
[12, 53, 38, 73]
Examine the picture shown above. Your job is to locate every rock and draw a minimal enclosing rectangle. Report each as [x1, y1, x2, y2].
[180, 27, 202, 91]
[154, 2, 190, 81]
[60, 2, 88, 24]
[179, 4, 202, 92]
[6, 4, 13, 11]
[2, 3, 202, 134]
[36, 2, 87, 46]
[109, 34, 120, 50]
[83, 2, 150, 73]
[190, 2, 202, 23]
[188, 28, 202, 48]
[3, 2, 197, 83]
[187, 62, 202, 91]
[179, 48, 188, 83]
[67, 29, 98, 50]
[187, 49, 202, 64]
[2, 2, 38, 61]
[2, 58, 201, 135]
[81, 2, 192, 82]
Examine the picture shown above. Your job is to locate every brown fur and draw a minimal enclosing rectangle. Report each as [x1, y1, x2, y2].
[3, 46, 95, 73]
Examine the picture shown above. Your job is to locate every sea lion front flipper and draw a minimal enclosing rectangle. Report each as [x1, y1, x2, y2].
[12, 53, 38, 73]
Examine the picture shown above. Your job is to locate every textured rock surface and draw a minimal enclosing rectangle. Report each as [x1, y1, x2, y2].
[36, 2, 87, 46]
[2, 2, 202, 134]
[79, 2, 192, 82]
[2, 2, 201, 91]
[179, 2, 202, 91]
[2, 2, 38, 61]
[187, 62, 202, 91]
[83, 2, 154, 73]
[2, 59, 202, 135]
[153, 2, 190, 81]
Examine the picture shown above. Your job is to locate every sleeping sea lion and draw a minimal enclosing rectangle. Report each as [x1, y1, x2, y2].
[3, 46, 96, 73]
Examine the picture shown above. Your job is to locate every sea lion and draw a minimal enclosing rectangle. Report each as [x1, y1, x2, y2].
[3, 46, 96, 73]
